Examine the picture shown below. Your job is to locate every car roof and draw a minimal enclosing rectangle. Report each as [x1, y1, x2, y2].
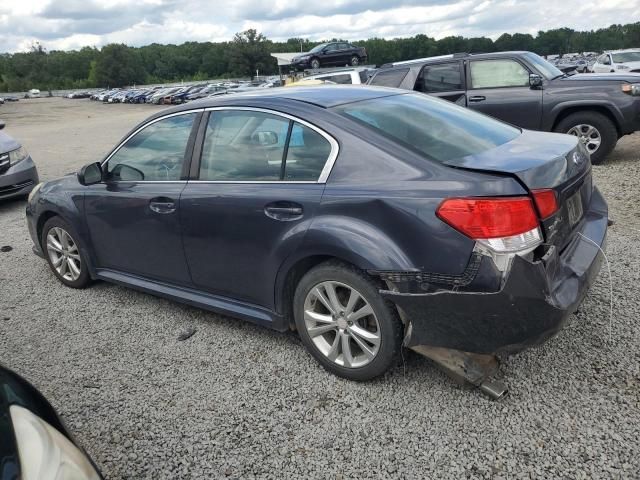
[158, 85, 405, 115]
[383, 51, 533, 68]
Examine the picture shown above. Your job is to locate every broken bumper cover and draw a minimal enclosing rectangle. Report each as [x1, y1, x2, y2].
[382, 187, 608, 355]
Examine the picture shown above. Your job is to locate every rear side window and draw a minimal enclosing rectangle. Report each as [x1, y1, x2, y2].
[369, 68, 410, 88]
[470, 60, 530, 88]
[333, 93, 520, 164]
[416, 62, 463, 93]
[199, 110, 332, 182]
[317, 74, 352, 84]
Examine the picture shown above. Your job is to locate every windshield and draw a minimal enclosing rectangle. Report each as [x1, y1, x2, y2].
[333, 93, 520, 164]
[309, 43, 328, 54]
[612, 51, 640, 63]
[523, 52, 563, 79]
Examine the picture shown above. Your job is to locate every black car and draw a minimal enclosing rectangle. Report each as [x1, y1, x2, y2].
[292, 42, 368, 70]
[26, 86, 607, 394]
[0, 365, 102, 479]
[368, 51, 640, 164]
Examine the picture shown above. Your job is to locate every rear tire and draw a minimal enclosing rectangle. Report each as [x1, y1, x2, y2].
[41, 217, 91, 289]
[293, 261, 403, 381]
[350, 56, 360, 66]
[554, 111, 617, 165]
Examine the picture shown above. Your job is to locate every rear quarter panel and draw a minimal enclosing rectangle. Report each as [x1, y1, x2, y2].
[293, 115, 528, 276]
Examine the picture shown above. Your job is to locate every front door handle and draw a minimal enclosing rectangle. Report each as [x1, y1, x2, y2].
[149, 197, 176, 214]
[264, 202, 304, 221]
[468, 95, 486, 103]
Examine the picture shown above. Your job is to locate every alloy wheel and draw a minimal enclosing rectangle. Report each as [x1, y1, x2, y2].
[567, 124, 601, 154]
[303, 281, 381, 368]
[46, 227, 82, 281]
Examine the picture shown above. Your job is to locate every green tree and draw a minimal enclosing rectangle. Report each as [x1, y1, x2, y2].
[93, 44, 145, 87]
[228, 29, 273, 78]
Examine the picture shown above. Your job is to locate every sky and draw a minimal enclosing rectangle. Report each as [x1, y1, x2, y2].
[0, 0, 638, 53]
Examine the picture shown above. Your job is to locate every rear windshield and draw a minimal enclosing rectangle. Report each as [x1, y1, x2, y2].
[332, 93, 520, 163]
[369, 68, 409, 88]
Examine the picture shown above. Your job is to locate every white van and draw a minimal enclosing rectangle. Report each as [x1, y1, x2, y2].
[25, 89, 41, 98]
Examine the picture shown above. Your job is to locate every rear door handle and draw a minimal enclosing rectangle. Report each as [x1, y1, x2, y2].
[264, 202, 304, 221]
[468, 95, 486, 103]
[149, 197, 176, 214]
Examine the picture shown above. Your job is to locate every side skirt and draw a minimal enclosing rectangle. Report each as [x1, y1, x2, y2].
[95, 269, 287, 331]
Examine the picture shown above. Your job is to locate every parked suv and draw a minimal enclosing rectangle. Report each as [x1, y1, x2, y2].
[292, 42, 368, 70]
[592, 49, 640, 74]
[369, 51, 640, 164]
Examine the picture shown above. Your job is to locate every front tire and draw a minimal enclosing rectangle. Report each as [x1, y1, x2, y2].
[294, 261, 403, 381]
[554, 111, 617, 165]
[310, 58, 320, 69]
[41, 217, 91, 289]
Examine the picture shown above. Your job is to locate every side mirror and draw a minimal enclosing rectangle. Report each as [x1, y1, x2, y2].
[252, 131, 279, 146]
[529, 74, 543, 88]
[0, 120, 5, 130]
[78, 162, 102, 186]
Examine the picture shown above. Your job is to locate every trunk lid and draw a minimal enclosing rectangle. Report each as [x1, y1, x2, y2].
[443, 129, 592, 250]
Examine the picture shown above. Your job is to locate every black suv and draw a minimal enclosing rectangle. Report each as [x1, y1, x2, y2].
[292, 42, 368, 70]
[369, 51, 640, 164]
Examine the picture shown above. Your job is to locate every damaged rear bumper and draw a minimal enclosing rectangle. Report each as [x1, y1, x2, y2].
[381, 187, 608, 355]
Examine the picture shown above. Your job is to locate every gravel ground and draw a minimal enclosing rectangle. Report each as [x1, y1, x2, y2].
[0, 97, 639, 479]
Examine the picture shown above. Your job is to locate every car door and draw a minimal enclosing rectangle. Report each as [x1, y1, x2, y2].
[338, 43, 352, 65]
[84, 111, 201, 285]
[320, 43, 341, 66]
[592, 54, 608, 73]
[465, 58, 543, 130]
[180, 108, 337, 310]
[414, 61, 466, 105]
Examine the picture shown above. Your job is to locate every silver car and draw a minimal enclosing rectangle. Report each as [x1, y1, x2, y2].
[0, 120, 39, 199]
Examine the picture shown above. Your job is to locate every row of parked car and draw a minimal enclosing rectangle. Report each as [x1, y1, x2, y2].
[550, 49, 640, 74]
[78, 79, 282, 105]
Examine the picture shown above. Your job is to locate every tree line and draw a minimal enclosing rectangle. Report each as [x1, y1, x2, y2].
[1, 23, 639, 92]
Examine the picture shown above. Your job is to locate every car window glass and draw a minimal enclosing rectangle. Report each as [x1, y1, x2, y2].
[369, 68, 410, 87]
[324, 44, 338, 52]
[416, 62, 462, 93]
[200, 111, 289, 181]
[106, 113, 196, 181]
[470, 60, 530, 88]
[323, 74, 352, 84]
[284, 123, 332, 181]
[333, 93, 520, 164]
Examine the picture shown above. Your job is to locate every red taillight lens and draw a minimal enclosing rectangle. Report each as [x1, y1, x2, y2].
[436, 197, 539, 239]
[532, 189, 559, 219]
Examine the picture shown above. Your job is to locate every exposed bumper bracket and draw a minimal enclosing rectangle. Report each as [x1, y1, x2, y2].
[410, 345, 508, 400]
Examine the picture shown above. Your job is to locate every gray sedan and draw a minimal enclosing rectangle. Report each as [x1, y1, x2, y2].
[0, 120, 39, 199]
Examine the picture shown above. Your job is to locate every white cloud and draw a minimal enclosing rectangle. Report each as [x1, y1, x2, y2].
[0, 0, 637, 53]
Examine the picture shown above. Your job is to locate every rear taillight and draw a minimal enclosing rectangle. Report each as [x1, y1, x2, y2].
[532, 189, 559, 219]
[436, 197, 542, 253]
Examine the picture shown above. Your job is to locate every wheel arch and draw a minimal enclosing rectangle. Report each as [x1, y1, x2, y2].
[550, 103, 622, 137]
[275, 250, 397, 330]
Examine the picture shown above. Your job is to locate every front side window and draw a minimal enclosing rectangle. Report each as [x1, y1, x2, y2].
[416, 62, 462, 93]
[106, 113, 196, 181]
[470, 60, 530, 89]
[199, 110, 332, 182]
[333, 93, 520, 164]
